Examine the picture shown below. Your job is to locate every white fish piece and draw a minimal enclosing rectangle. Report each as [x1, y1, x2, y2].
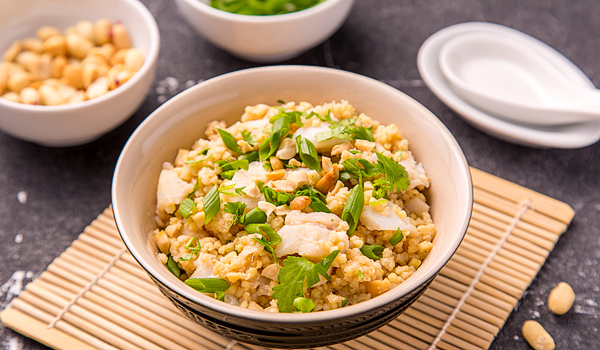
[285, 210, 342, 230]
[400, 158, 430, 190]
[405, 196, 430, 216]
[258, 201, 276, 216]
[275, 224, 333, 260]
[231, 161, 267, 188]
[360, 203, 417, 235]
[156, 168, 195, 214]
[190, 259, 215, 278]
[293, 124, 346, 151]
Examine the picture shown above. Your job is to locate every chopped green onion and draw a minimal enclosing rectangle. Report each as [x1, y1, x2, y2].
[360, 245, 384, 260]
[341, 184, 364, 236]
[341, 297, 348, 307]
[339, 171, 351, 182]
[348, 150, 362, 155]
[180, 237, 201, 261]
[295, 185, 331, 213]
[293, 297, 315, 313]
[246, 224, 282, 244]
[217, 128, 243, 154]
[240, 150, 259, 163]
[389, 228, 404, 246]
[295, 135, 321, 172]
[277, 99, 286, 104]
[264, 187, 295, 206]
[215, 290, 225, 301]
[218, 183, 237, 196]
[166, 254, 181, 278]
[185, 154, 213, 165]
[202, 185, 220, 223]
[224, 201, 247, 226]
[178, 198, 196, 218]
[238, 207, 268, 225]
[358, 270, 363, 281]
[259, 114, 290, 161]
[369, 198, 388, 206]
[219, 159, 249, 180]
[185, 278, 231, 293]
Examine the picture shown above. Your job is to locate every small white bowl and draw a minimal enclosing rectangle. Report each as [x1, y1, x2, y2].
[0, 0, 160, 147]
[174, 0, 355, 62]
[112, 66, 473, 347]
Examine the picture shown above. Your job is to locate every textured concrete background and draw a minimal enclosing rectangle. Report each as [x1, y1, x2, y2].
[1, 0, 599, 349]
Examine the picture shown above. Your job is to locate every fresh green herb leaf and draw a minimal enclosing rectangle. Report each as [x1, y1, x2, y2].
[219, 159, 249, 180]
[264, 187, 295, 206]
[348, 150, 362, 155]
[241, 130, 256, 146]
[339, 171, 351, 182]
[277, 99, 286, 104]
[369, 198, 388, 206]
[238, 207, 267, 225]
[224, 201, 247, 226]
[215, 290, 225, 301]
[360, 244, 384, 260]
[295, 185, 331, 213]
[293, 297, 315, 313]
[352, 125, 375, 142]
[375, 152, 411, 192]
[198, 148, 209, 156]
[257, 181, 265, 193]
[358, 270, 363, 281]
[295, 135, 321, 172]
[246, 224, 282, 244]
[219, 170, 236, 180]
[185, 278, 230, 293]
[180, 237, 201, 261]
[185, 154, 213, 165]
[341, 297, 348, 307]
[217, 128, 242, 154]
[389, 228, 404, 246]
[240, 150, 259, 163]
[178, 198, 196, 218]
[218, 183, 237, 196]
[272, 250, 339, 313]
[259, 114, 290, 161]
[234, 186, 246, 195]
[202, 185, 220, 223]
[342, 159, 380, 184]
[166, 254, 181, 278]
[372, 179, 393, 199]
[341, 184, 364, 236]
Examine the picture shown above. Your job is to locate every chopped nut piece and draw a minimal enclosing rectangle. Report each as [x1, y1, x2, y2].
[355, 139, 376, 152]
[315, 171, 335, 194]
[290, 196, 311, 211]
[266, 169, 286, 181]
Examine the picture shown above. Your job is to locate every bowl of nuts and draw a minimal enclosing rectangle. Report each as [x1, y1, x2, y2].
[0, 0, 160, 147]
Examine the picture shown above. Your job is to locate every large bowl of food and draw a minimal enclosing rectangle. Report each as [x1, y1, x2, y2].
[112, 65, 472, 348]
[173, 0, 355, 62]
[0, 0, 159, 147]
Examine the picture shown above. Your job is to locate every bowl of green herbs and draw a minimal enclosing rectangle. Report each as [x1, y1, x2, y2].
[173, 0, 355, 62]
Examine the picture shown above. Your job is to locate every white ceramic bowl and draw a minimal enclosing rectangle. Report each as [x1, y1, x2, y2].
[174, 0, 355, 62]
[112, 66, 472, 348]
[0, 0, 160, 147]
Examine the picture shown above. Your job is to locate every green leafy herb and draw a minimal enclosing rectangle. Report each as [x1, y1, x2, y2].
[209, 0, 326, 16]
[375, 152, 410, 192]
[358, 270, 363, 281]
[295, 135, 321, 172]
[202, 185, 220, 223]
[238, 207, 267, 225]
[241, 130, 257, 146]
[295, 185, 331, 213]
[348, 150, 362, 155]
[217, 128, 243, 154]
[389, 228, 404, 246]
[360, 244, 384, 260]
[277, 99, 286, 104]
[219, 159, 249, 180]
[339, 171, 351, 182]
[369, 198, 388, 206]
[264, 187, 295, 206]
[248, 223, 282, 262]
[215, 290, 225, 301]
[372, 179, 393, 199]
[342, 158, 380, 184]
[341, 184, 364, 236]
[180, 237, 201, 261]
[224, 201, 247, 226]
[309, 113, 374, 142]
[293, 297, 315, 313]
[185, 154, 213, 165]
[166, 254, 181, 278]
[178, 198, 196, 218]
[272, 250, 340, 313]
[218, 183, 237, 196]
[185, 278, 231, 293]
[259, 114, 290, 161]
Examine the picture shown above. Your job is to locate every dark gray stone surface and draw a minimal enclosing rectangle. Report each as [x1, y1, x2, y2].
[1, 0, 599, 349]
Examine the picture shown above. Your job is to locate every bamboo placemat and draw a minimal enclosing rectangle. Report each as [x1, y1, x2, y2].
[0, 167, 574, 350]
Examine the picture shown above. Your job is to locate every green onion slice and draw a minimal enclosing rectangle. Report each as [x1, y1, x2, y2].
[341, 184, 364, 236]
[178, 198, 196, 218]
[166, 254, 181, 278]
[359, 244, 384, 260]
[293, 297, 315, 313]
[217, 128, 243, 154]
[185, 278, 231, 293]
[202, 185, 220, 223]
[389, 228, 404, 246]
[295, 135, 321, 172]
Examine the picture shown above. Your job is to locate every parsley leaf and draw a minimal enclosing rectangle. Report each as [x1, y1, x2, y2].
[272, 250, 339, 313]
[224, 202, 247, 226]
[241, 130, 256, 146]
[247, 223, 281, 262]
[295, 185, 331, 213]
[375, 153, 410, 192]
[219, 159, 249, 180]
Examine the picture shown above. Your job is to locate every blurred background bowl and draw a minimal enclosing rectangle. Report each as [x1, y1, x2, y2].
[0, 0, 160, 147]
[174, 0, 355, 62]
[112, 65, 472, 348]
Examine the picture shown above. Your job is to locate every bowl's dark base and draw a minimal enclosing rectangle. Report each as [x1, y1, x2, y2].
[150, 275, 434, 348]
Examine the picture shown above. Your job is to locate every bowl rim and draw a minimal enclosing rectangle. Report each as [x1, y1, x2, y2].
[112, 65, 473, 323]
[0, 0, 160, 112]
[177, 0, 347, 22]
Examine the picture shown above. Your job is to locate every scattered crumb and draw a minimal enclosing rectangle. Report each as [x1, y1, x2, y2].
[14, 234, 22, 243]
[185, 79, 196, 88]
[16, 191, 27, 204]
[585, 299, 598, 307]
[157, 95, 167, 103]
[513, 335, 520, 341]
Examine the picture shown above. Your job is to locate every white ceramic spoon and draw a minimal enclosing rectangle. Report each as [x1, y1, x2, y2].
[439, 32, 600, 126]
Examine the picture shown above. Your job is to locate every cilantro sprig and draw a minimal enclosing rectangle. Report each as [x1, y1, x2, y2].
[272, 250, 340, 313]
[306, 111, 374, 142]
